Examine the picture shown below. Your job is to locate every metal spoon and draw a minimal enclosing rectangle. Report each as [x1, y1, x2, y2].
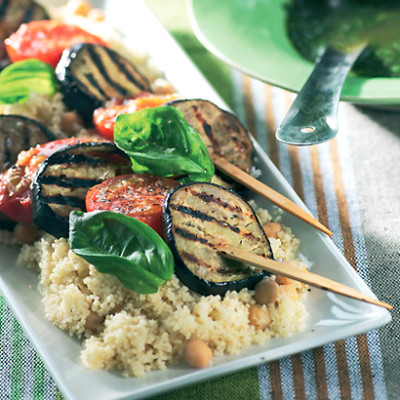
[275, 43, 365, 146]
[276, 9, 400, 146]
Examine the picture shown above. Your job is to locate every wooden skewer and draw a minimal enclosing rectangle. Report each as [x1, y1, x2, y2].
[218, 244, 392, 310]
[211, 154, 332, 236]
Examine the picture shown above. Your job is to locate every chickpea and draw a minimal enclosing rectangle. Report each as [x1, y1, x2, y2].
[263, 222, 283, 239]
[183, 338, 212, 369]
[248, 305, 272, 330]
[254, 279, 280, 305]
[85, 311, 104, 330]
[13, 223, 39, 244]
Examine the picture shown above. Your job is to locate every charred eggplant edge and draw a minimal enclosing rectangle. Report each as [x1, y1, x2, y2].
[0, 114, 55, 140]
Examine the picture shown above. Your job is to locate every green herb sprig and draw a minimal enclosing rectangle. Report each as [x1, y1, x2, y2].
[69, 210, 174, 294]
[0, 59, 59, 105]
[114, 106, 215, 183]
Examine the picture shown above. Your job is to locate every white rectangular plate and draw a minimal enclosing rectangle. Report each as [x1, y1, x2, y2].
[0, 1, 391, 400]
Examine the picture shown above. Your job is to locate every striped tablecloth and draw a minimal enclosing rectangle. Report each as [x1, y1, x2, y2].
[1, 1, 399, 399]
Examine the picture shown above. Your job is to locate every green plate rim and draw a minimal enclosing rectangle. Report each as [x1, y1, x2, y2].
[189, 0, 400, 105]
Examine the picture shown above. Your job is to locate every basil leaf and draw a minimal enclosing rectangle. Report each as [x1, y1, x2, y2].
[114, 106, 215, 183]
[69, 210, 174, 294]
[0, 59, 59, 105]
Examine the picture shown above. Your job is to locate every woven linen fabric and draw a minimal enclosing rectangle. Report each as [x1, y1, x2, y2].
[1, 1, 399, 399]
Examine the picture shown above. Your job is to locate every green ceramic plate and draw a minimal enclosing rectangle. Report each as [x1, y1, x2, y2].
[189, 0, 400, 105]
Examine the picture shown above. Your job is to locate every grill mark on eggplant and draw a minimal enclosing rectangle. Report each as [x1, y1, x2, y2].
[191, 104, 219, 149]
[87, 45, 130, 97]
[71, 45, 149, 99]
[189, 188, 244, 214]
[173, 226, 214, 247]
[41, 194, 84, 208]
[48, 153, 114, 166]
[40, 175, 103, 189]
[84, 72, 108, 99]
[179, 250, 218, 272]
[170, 203, 241, 234]
[106, 47, 148, 91]
[171, 203, 261, 243]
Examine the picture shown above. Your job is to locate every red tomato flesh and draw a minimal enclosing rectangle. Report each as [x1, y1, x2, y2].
[0, 137, 97, 223]
[5, 20, 108, 67]
[93, 93, 179, 141]
[86, 174, 180, 236]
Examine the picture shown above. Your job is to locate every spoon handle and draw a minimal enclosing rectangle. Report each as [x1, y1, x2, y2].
[276, 45, 365, 146]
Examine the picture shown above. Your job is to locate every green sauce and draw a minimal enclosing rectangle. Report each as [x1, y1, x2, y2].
[286, 0, 400, 77]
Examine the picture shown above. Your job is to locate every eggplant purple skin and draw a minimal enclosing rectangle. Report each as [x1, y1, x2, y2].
[162, 182, 272, 297]
[55, 44, 104, 122]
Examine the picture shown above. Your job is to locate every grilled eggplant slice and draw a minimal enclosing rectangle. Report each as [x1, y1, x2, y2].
[0, 0, 49, 69]
[163, 182, 273, 296]
[31, 141, 130, 238]
[167, 99, 254, 174]
[56, 43, 152, 121]
[0, 115, 55, 173]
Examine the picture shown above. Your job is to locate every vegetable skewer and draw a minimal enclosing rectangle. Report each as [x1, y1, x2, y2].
[166, 99, 332, 236]
[212, 154, 333, 236]
[219, 244, 392, 310]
